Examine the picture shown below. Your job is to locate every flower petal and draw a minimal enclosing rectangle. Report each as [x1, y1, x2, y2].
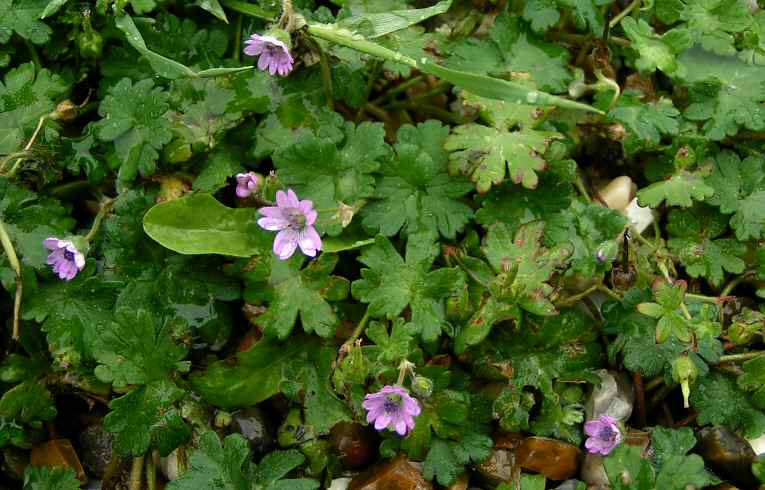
[259, 206, 285, 218]
[374, 413, 391, 431]
[285, 189, 300, 208]
[275, 190, 290, 208]
[258, 217, 289, 231]
[274, 229, 298, 260]
[395, 420, 407, 436]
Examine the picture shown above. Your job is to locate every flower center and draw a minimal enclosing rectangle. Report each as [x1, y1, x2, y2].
[64, 250, 75, 261]
[599, 426, 615, 440]
[383, 394, 402, 413]
[285, 208, 306, 230]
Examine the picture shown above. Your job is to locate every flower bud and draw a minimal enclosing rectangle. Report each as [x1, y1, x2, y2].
[411, 375, 433, 398]
[671, 356, 698, 408]
[596, 241, 618, 264]
[50, 100, 79, 122]
[674, 146, 695, 169]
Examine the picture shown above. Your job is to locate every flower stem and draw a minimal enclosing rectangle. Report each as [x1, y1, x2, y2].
[4, 115, 48, 177]
[220, 0, 276, 20]
[129, 456, 144, 490]
[318, 46, 335, 110]
[609, 0, 642, 29]
[338, 310, 371, 360]
[371, 74, 426, 105]
[721, 271, 756, 297]
[719, 351, 765, 363]
[84, 197, 116, 243]
[684, 293, 719, 303]
[573, 174, 591, 203]
[0, 218, 22, 340]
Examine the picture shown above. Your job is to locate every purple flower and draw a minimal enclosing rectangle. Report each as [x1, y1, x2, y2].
[235, 172, 260, 198]
[43, 237, 85, 281]
[257, 189, 322, 260]
[244, 34, 294, 76]
[363, 385, 421, 436]
[584, 415, 621, 455]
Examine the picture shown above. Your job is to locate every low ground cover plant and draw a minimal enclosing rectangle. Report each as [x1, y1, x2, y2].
[2, 0, 765, 488]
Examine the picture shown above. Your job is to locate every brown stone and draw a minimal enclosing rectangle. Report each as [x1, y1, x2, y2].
[30, 439, 86, 483]
[697, 426, 758, 489]
[349, 454, 433, 490]
[516, 437, 582, 481]
[330, 421, 379, 469]
[475, 449, 518, 486]
[493, 431, 524, 451]
[708, 484, 741, 490]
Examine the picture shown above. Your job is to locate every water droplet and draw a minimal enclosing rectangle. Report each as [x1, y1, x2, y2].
[526, 91, 539, 103]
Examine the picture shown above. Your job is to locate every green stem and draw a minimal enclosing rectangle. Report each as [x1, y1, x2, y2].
[24, 39, 41, 72]
[129, 456, 144, 490]
[609, 0, 642, 29]
[557, 283, 600, 307]
[597, 284, 623, 301]
[594, 69, 620, 112]
[632, 231, 657, 252]
[684, 293, 719, 303]
[233, 14, 243, 62]
[383, 82, 450, 110]
[0, 218, 22, 340]
[573, 174, 591, 203]
[220, 0, 276, 20]
[5, 115, 48, 177]
[721, 272, 755, 297]
[146, 451, 157, 490]
[84, 197, 116, 243]
[719, 351, 765, 363]
[371, 74, 426, 105]
[344, 310, 371, 349]
[318, 46, 335, 111]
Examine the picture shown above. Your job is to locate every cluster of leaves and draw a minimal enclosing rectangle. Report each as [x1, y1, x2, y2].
[2, 0, 765, 488]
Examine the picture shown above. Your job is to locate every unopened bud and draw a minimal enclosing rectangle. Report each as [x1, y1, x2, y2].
[411, 375, 433, 398]
[51, 100, 79, 122]
[672, 356, 698, 408]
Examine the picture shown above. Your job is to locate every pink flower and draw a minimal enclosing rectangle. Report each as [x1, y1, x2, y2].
[244, 34, 294, 76]
[257, 189, 322, 260]
[43, 237, 85, 281]
[584, 415, 621, 455]
[363, 385, 421, 436]
[235, 172, 260, 198]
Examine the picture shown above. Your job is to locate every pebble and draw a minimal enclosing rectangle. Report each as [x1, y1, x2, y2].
[30, 439, 86, 483]
[475, 449, 517, 486]
[79, 424, 114, 479]
[330, 422, 379, 469]
[585, 370, 634, 424]
[516, 437, 582, 481]
[229, 407, 273, 458]
[697, 426, 758, 489]
[349, 454, 433, 490]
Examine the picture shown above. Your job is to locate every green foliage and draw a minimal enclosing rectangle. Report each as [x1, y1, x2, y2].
[445, 92, 562, 193]
[94, 78, 172, 183]
[362, 121, 473, 239]
[667, 205, 745, 286]
[168, 432, 318, 490]
[0, 63, 69, 155]
[104, 378, 191, 456]
[352, 236, 464, 342]
[704, 150, 765, 240]
[23, 465, 80, 490]
[5, 0, 765, 486]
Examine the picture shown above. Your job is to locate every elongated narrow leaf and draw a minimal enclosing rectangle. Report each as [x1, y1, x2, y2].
[115, 14, 250, 79]
[307, 24, 601, 114]
[195, 0, 228, 23]
[40, 0, 69, 18]
[337, 0, 452, 38]
[143, 193, 267, 257]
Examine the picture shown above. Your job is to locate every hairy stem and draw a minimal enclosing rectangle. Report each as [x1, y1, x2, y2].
[84, 197, 116, 243]
[719, 351, 764, 363]
[0, 219, 22, 340]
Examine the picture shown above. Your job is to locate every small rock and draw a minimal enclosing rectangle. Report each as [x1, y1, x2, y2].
[708, 484, 742, 490]
[580, 453, 609, 490]
[596, 176, 634, 211]
[160, 448, 185, 482]
[229, 407, 273, 457]
[748, 433, 765, 455]
[516, 437, 582, 481]
[330, 422, 379, 469]
[555, 479, 585, 490]
[475, 449, 518, 486]
[697, 426, 758, 489]
[79, 424, 114, 479]
[328, 477, 352, 490]
[585, 370, 634, 424]
[624, 198, 654, 234]
[349, 454, 433, 490]
[30, 439, 86, 483]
